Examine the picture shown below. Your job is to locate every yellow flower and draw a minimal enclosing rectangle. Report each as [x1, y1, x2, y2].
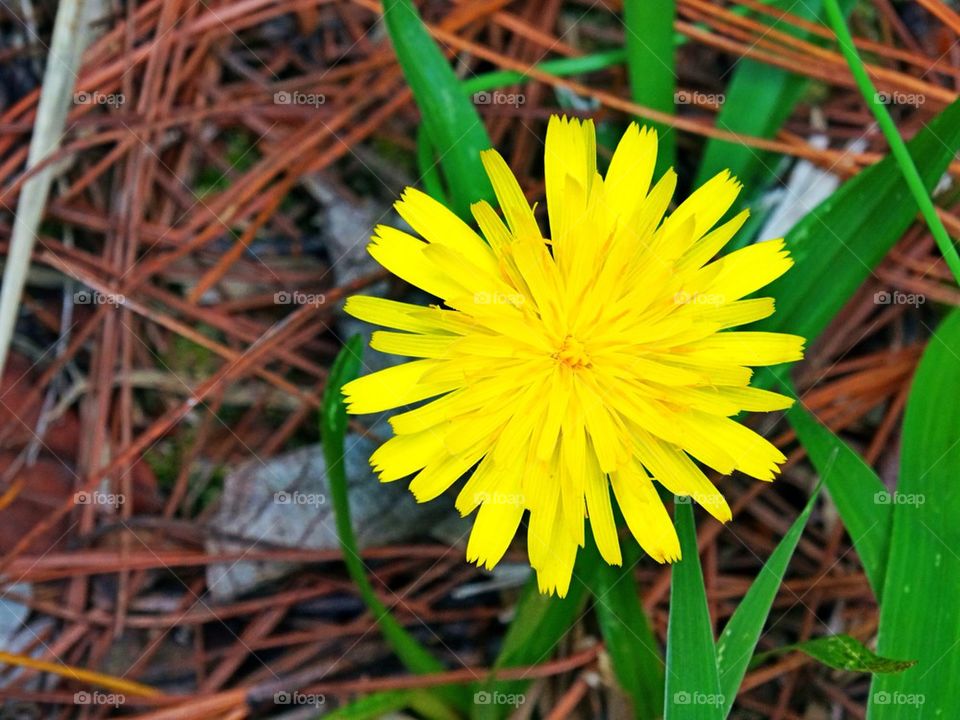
[342, 115, 804, 597]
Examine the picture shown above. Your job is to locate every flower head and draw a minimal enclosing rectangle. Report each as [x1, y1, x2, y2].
[343, 116, 804, 596]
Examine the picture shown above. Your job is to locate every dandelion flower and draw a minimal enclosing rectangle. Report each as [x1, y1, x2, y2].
[342, 116, 804, 597]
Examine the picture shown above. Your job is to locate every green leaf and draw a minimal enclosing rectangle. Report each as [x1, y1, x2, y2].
[716, 483, 821, 716]
[471, 565, 590, 720]
[665, 502, 722, 720]
[762, 97, 960, 345]
[784, 390, 891, 597]
[382, 0, 493, 217]
[593, 542, 665, 720]
[322, 337, 468, 712]
[754, 634, 915, 674]
[623, 0, 676, 176]
[870, 309, 960, 718]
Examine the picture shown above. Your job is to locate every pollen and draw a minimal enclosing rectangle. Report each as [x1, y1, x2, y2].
[554, 335, 591, 370]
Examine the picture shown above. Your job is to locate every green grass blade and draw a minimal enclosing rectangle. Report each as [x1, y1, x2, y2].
[322, 337, 468, 712]
[416, 124, 448, 205]
[870, 309, 960, 718]
[623, 0, 676, 176]
[593, 541, 665, 720]
[761, 97, 960, 345]
[471, 566, 591, 720]
[784, 392, 891, 597]
[822, 0, 960, 284]
[753, 634, 914, 675]
[665, 503, 722, 720]
[716, 484, 821, 716]
[382, 0, 492, 217]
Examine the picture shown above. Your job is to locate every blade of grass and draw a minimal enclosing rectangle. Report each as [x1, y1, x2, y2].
[593, 541, 665, 720]
[822, 0, 960, 284]
[623, 0, 676, 176]
[665, 502, 722, 720]
[782, 385, 891, 598]
[870, 308, 960, 718]
[417, 124, 448, 205]
[322, 337, 468, 712]
[760, 97, 960, 345]
[716, 483, 821, 716]
[382, 0, 493, 218]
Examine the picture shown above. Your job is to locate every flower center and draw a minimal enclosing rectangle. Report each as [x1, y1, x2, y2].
[554, 335, 591, 370]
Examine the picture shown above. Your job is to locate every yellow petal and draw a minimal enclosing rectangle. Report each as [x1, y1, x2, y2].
[584, 457, 622, 565]
[610, 462, 681, 563]
[466, 495, 525, 569]
[345, 295, 456, 334]
[342, 360, 453, 413]
[634, 430, 732, 523]
[371, 430, 446, 482]
[480, 150, 540, 241]
[699, 238, 793, 301]
[408, 448, 484, 502]
[604, 123, 658, 221]
[368, 226, 466, 299]
[394, 187, 497, 273]
[545, 115, 596, 245]
[662, 169, 742, 241]
[681, 331, 805, 367]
